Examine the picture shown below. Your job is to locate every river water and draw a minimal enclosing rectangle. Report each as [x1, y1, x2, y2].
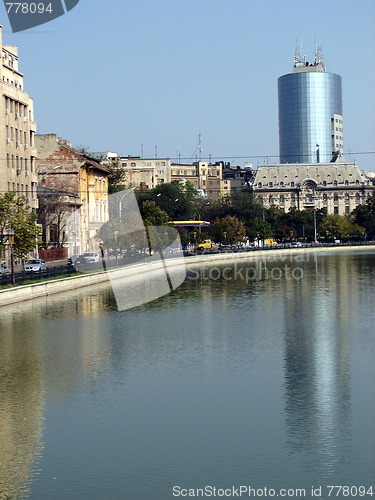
[0, 250, 374, 500]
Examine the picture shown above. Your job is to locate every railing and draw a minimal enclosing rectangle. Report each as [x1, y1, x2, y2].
[1, 241, 374, 287]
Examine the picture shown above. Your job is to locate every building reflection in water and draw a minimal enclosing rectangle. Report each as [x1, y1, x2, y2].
[0, 281, 116, 498]
[283, 254, 359, 476]
[0, 313, 44, 499]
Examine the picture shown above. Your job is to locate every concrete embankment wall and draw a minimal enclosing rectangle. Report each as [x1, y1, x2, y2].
[0, 245, 374, 307]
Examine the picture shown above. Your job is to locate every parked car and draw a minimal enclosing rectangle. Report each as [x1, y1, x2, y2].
[291, 241, 302, 247]
[74, 255, 88, 266]
[0, 263, 10, 275]
[197, 239, 219, 250]
[83, 252, 100, 263]
[23, 259, 47, 272]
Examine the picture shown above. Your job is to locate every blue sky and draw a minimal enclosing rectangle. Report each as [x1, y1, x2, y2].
[1, 0, 375, 169]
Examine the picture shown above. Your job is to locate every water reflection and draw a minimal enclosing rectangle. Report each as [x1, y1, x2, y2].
[0, 250, 373, 498]
[0, 315, 44, 499]
[283, 252, 374, 477]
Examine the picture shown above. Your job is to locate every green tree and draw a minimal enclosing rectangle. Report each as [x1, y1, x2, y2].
[140, 200, 171, 226]
[319, 214, 364, 241]
[209, 215, 246, 245]
[0, 193, 41, 259]
[351, 195, 375, 238]
[248, 218, 273, 241]
[107, 159, 129, 194]
[136, 182, 199, 220]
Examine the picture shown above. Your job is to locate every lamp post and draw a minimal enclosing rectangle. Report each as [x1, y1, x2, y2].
[113, 231, 119, 266]
[6, 229, 15, 285]
[39, 165, 61, 182]
[223, 231, 227, 247]
[118, 187, 136, 222]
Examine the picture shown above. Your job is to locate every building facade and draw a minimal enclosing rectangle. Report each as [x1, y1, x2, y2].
[0, 25, 38, 207]
[171, 161, 231, 200]
[249, 162, 374, 215]
[35, 134, 110, 256]
[278, 46, 343, 164]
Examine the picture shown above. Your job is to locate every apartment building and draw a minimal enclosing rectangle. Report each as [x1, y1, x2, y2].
[0, 25, 37, 208]
[103, 156, 172, 190]
[171, 161, 231, 200]
[35, 134, 110, 255]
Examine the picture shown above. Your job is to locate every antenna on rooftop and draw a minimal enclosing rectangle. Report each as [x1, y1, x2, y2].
[314, 38, 325, 70]
[198, 132, 202, 161]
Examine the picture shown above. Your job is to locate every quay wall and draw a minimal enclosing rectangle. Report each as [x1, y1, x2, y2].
[0, 245, 374, 307]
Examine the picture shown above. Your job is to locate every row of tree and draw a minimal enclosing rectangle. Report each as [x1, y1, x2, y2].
[1, 183, 374, 261]
[133, 183, 375, 245]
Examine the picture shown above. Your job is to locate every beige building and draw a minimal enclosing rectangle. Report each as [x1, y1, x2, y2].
[0, 25, 38, 208]
[35, 134, 110, 256]
[106, 156, 172, 189]
[249, 162, 375, 215]
[171, 161, 231, 200]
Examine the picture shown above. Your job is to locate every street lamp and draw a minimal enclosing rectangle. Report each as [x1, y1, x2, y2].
[113, 231, 119, 266]
[6, 229, 15, 285]
[40, 165, 61, 182]
[119, 187, 136, 222]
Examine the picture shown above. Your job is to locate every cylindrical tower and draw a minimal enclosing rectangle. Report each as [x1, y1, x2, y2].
[278, 49, 343, 164]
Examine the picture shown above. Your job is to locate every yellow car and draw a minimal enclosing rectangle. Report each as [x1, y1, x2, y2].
[197, 239, 218, 250]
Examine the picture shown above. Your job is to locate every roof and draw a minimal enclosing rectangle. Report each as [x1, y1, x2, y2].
[172, 220, 211, 227]
[59, 143, 111, 175]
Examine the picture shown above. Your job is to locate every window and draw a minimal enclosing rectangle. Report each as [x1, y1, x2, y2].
[334, 194, 339, 201]
[334, 206, 339, 214]
[291, 182, 295, 187]
[258, 182, 262, 188]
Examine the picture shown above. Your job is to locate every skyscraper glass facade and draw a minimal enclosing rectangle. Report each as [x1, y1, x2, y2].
[278, 71, 342, 164]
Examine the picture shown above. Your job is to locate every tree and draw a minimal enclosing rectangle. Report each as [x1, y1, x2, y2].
[37, 187, 77, 248]
[107, 159, 129, 194]
[247, 218, 273, 241]
[0, 193, 41, 259]
[136, 181, 199, 220]
[351, 195, 375, 238]
[209, 215, 246, 245]
[319, 214, 364, 241]
[140, 200, 171, 226]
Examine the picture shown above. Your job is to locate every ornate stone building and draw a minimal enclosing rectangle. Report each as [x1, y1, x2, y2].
[248, 162, 374, 215]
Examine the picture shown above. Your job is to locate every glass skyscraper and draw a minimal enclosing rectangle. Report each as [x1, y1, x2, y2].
[278, 48, 343, 164]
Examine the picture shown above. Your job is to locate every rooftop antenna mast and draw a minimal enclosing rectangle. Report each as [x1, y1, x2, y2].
[198, 132, 202, 161]
[314, 38, 325, 70]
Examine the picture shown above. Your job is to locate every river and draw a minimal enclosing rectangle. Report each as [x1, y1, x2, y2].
[0, 249, 374, 499]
